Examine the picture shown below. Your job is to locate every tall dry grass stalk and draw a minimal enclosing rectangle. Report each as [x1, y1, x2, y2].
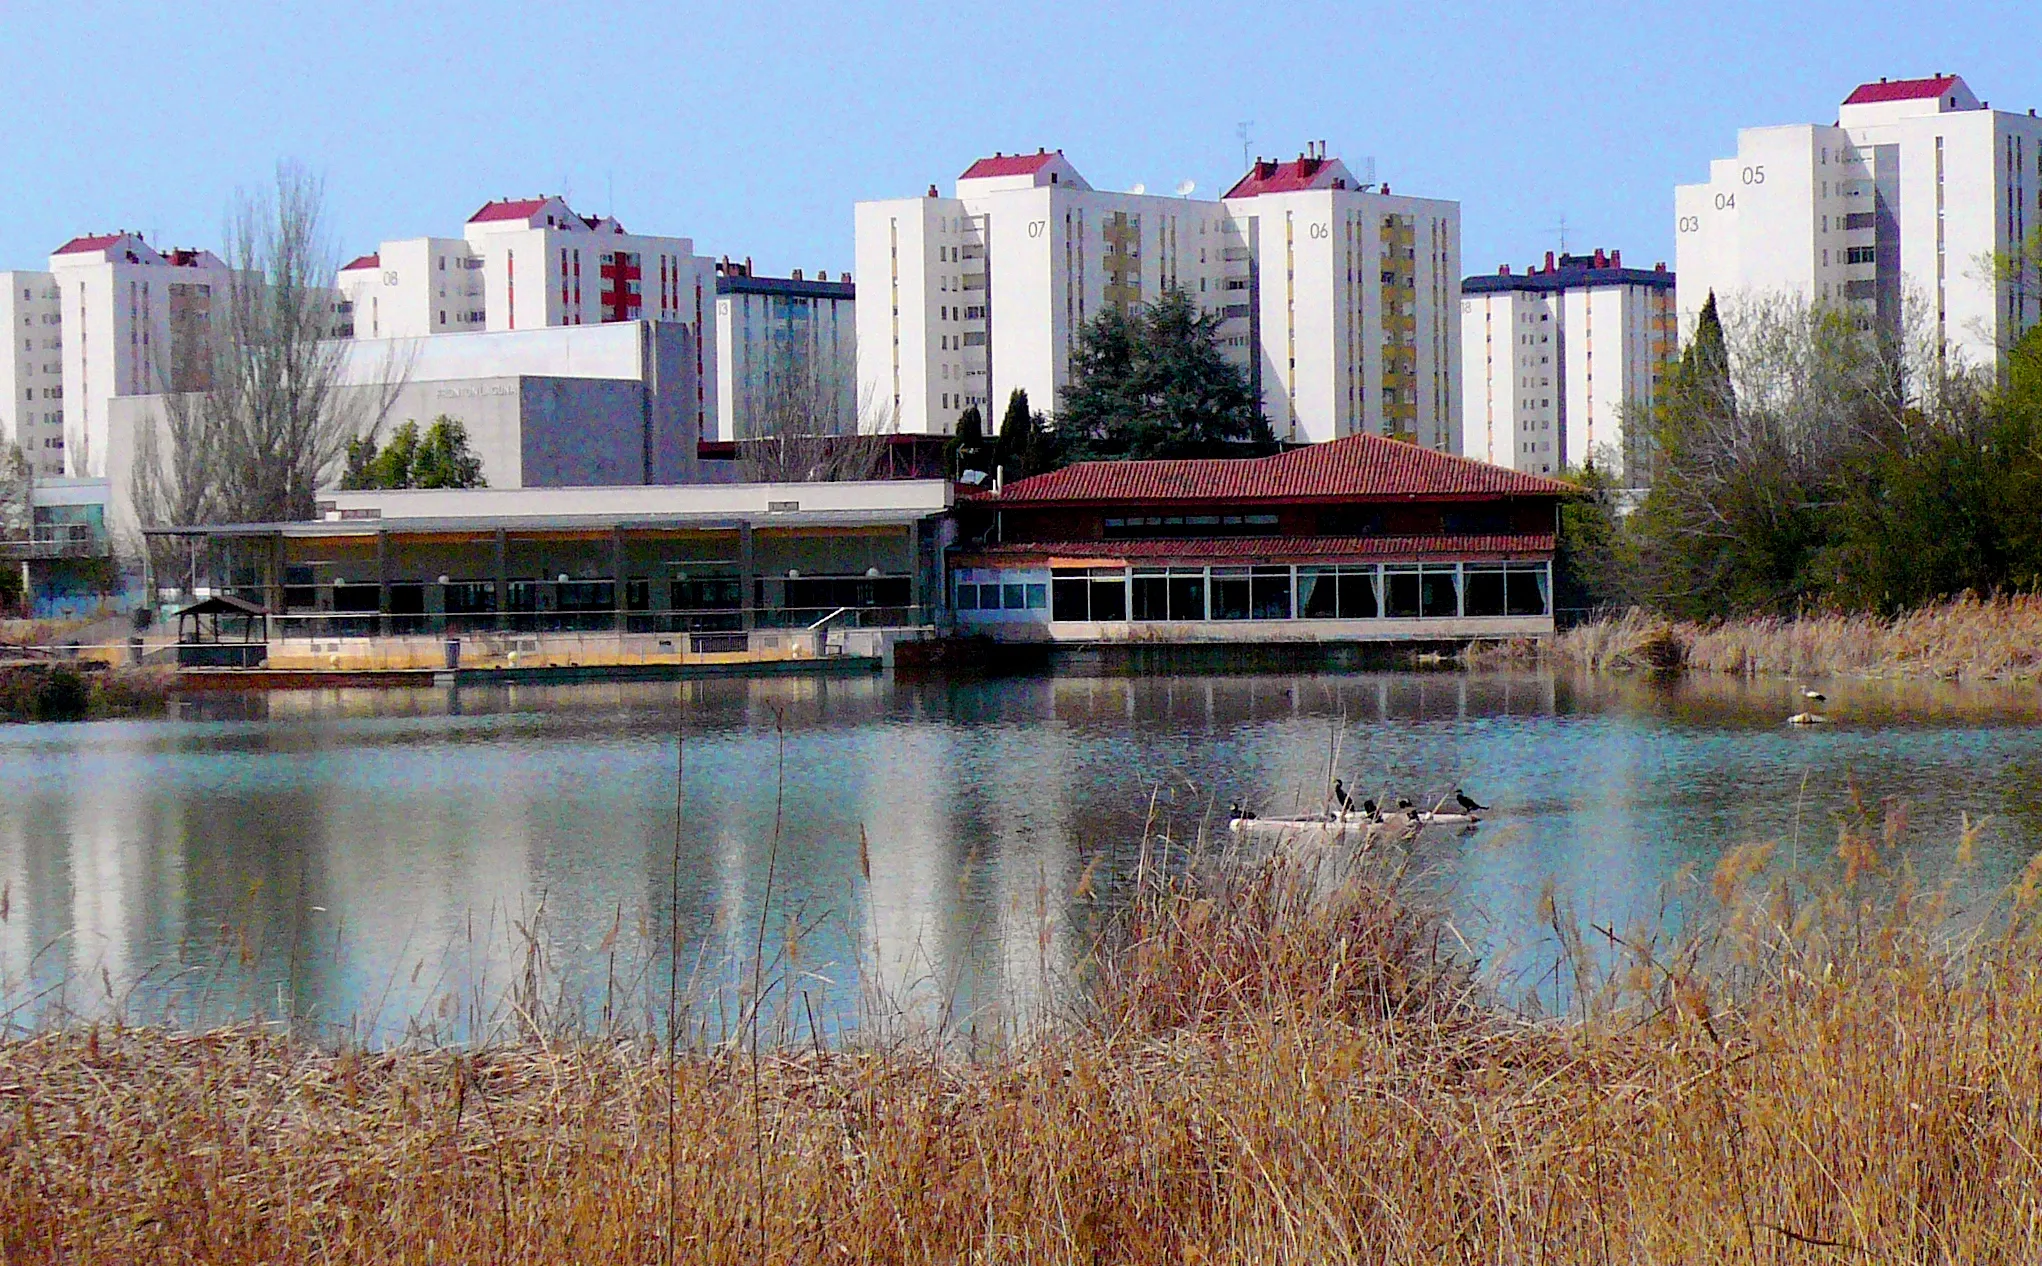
[7, 825, 2042, 1261]
[1536, 593, 2042, 680]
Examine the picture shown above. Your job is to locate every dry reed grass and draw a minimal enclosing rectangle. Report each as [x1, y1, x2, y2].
[1532, 594, 2042, 680]
[6, 826, 2042, 1262]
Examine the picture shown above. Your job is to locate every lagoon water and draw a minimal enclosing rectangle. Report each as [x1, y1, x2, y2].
[4, 669, 2041, 1042]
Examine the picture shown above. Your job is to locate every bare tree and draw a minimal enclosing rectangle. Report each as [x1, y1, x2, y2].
[132, 162, 405, 528]
[0, 442, 30, 538]
[736, 343, 900, 482]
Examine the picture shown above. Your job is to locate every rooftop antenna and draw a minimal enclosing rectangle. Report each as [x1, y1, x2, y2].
[1550, 213, 1569, 254]
[1237, 120, 1255, 169]
[1359, 156, 1377, 190]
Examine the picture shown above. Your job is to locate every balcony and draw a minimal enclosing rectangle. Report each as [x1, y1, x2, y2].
[0, 524, 110, 561]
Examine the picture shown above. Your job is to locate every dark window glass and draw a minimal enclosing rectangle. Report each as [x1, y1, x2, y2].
[1167, 574, 1205, 620]
[1385, 570, 1421, 618]
[1250, 566, 1291, 619]
[333, 583, 380, 612]
[1211, 571, 1252, 620]
[672, 577, 741, 610]
[1420, 569, 1459, 618]
[1002, 583, 1025, 610]
[1052, 577, 1089, 621]
[445, 582, 496, 615]
[1131, 574, 1169, 621]
[626, 579, 651, 612]
[1463, 568, 1506, 617]
[956, 582, 979, 611]
[559, 581, 614, 612]
[1089, 576, 1126, 621]
[1505, 568, 1548, 616]
[1024, 583, 1047, 609]
[1299, 568, 1337, 618]
[1337, 570, 1377, 618]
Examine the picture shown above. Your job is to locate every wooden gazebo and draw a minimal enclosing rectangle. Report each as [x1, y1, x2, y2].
[175, 594, 269, 668]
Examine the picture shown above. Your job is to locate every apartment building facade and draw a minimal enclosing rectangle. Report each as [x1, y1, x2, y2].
[1, 272, 65, 477]
[1461, 250, 1675, 480]
[714, 261, 856, 439]
[854, 147, 1460, 450]
[44, 234, 235, 479]
[1676, 74, 2042, 368]
[337, 196, 719, 441]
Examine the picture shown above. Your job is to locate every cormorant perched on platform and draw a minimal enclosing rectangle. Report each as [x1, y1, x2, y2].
[1397, 797, 1419, 823]
[1454, 789, 1490, 813]
[1332, 779, 1355, 813]
[1229, 797, 1254, 821]
[1361, 798, 1380, 822]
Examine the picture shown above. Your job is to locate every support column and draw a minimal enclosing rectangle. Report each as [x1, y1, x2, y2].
[493, 529, 509, 632]
[376, 530, 390, 638]
[737, 522, 755, 632]
[906, 522, 922, 623]
[611, 526, 627, 634]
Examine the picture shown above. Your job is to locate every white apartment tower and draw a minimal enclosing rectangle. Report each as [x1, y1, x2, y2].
[338, 196, 719, 440]
[1676, 74, 2042, 368]
[46, 234, 233, 478]
[1, 272, 65, 476]
[855, 147, 1460, 449]
[1461, 250, 1676, 480]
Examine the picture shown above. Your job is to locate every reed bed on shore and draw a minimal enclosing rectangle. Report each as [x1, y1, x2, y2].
[6, 822, 2042, 1262]
[1497, 593, 2042, 681]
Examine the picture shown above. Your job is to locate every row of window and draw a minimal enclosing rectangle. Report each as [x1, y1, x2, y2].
[957, 562, 1550, 622]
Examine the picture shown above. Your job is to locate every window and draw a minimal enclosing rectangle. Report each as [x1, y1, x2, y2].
[1131, 568, 1207, 621]
[1384, 566, 1421, 617]
[1298, 566, 1378, 619]
[1051, 568, 1126, 621]
[955, 581, 980, 611]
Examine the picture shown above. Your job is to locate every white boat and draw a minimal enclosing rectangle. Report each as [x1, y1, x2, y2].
[1227, 808, 1479, 835]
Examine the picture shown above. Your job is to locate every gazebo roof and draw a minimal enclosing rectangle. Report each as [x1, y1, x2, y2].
[176, 593, 269, 618]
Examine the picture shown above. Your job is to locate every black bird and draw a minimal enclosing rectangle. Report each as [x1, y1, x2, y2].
[1397, 797, 1419, 823]
[1802, 687, 1826, 702]
[1229, 797, 1254, 822]
[1332, 779, 1355, 813]
[1454, 789, 1490, 814]
[1360, 798, 1380, 821]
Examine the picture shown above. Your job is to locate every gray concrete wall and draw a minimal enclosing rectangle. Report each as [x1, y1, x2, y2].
[518, 378, 648, 486]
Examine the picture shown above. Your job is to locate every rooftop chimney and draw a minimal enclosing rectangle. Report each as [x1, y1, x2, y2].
[1499, 263, 1511, 275]
[1612, 249, 1622, 267]
[792, 268, 803, 281]
[744, 256, 752, 276]
[1545, 250, 1556, 272]
[927, 184, 939, 198]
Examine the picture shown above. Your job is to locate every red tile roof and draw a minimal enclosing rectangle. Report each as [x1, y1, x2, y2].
[340, 252, 380, 272]
[992, 434, 1576, 505]
[467, 197, 555, 224]
[960, 152, 1057, 180]
[956, 533, 1556, 564]
[1224, 156, 1341, 198]
[1843, 76, 1959, 105]
[53, 233, 126, 256]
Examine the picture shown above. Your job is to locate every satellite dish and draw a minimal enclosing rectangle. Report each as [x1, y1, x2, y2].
[1176, 180, 1196, 197]
[1130, 182, 1146, 195]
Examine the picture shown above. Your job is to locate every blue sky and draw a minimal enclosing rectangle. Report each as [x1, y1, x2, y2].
[2, 1, 2032, 280]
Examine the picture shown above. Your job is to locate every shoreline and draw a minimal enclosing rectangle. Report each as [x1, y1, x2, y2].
[1478, 594, 2042, 682]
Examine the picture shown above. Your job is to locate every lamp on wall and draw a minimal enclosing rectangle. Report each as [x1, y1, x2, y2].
[865, 567, 881, 578]
[787, 569, 801, 579]
[557, 573, 570, 584]
[437, 574, 450, 586]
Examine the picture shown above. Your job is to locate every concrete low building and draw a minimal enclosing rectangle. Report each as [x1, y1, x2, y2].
[948, 435, 1569, 644]
[142, 479, 952, 671]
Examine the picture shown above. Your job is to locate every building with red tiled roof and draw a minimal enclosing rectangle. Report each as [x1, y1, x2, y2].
[1676, 74, 2038, 377]
[947, 435, 1567, 644]
[856, 142, 1462, 461]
